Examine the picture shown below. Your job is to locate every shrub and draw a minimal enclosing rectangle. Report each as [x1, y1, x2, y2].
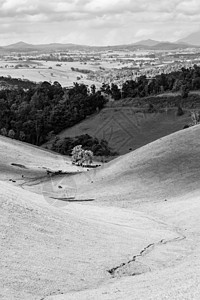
[8, 129, 15, 139]
[191, 111, 200, 125]
[147, 103, 156, 113]
[181, 84, 189, 99]
[0, 127, 7, 136]
[176, 106, 184, 116]
[183, 111, 200, 128]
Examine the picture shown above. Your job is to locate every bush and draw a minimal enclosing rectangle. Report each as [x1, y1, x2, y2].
[183, 110, 200, 128]
[8, 129, 15, 139]
[176, 106, 184, 116]
[0, 127, 7, 136]
[191, 111, 200, 125]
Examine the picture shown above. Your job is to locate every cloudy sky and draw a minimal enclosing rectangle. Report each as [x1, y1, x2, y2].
[0, 0, 200, 46]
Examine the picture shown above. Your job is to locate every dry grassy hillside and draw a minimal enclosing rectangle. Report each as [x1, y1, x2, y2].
[0, 136, 176, 299]
[1, 126, 200, 300]
[46, 126, 200, 300]
[67, 124, 200, 207]
[0, 135, 83, 182]
[44, 107, 190, 155]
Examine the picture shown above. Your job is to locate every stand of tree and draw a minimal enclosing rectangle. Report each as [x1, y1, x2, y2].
[0, 76, 37, 90]
[101, 65, 200, 100]
[51, 134, 118, 157]
[0, 81, 107, 145]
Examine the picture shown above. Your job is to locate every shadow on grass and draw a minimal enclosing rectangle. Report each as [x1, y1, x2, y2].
[50, 197, 95, 202]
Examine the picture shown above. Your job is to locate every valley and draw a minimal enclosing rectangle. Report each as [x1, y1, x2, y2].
[2, 1, 200, 299]
[1, 39, 200, 300]
[1, 125, 200, 299]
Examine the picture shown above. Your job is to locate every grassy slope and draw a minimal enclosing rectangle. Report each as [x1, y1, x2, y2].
[46, 126, 200, 300]
[0, 136, 175, 299]
[0, 135, 82, 182]
[70, 125, 200, 206]
[44, 107, 191, 155]
[2, 126, 200, 300]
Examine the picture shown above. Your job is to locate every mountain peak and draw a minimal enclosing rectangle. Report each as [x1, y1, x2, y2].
[4, 41, 35, 49]
[177, 31, 200, 46]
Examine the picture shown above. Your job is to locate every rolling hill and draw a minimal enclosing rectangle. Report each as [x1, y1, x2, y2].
[1, 125, 200, 299]
[44, 107, 191, 155]
[71, 124, 200, 205]
[150, 41, 194, 50]
[133, 39, 160, 47]
[0, 39, 197, 52]
[46, 124, 200, 300]
[1, 41, 92, 52]
[3, 41, 36, 50]
[0, 135, 178, 299]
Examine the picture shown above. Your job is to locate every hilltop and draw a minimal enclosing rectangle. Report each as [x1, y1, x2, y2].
[3, 41, 36, 50]
[133, 39, 160, 47]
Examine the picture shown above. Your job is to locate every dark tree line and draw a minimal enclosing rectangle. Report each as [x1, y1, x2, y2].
[0, 81, 107, 145]
[101, 65, 200, 100]
[0, 76, 37, 89]
[2, 64, 200, 151]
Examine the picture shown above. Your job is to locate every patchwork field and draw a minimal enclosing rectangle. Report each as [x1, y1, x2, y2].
[0, 60, 103, 87]
[0, 58, 132, 88]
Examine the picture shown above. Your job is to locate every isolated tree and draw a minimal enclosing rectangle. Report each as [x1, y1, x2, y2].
[19, 131, 26, 141]
[71, 145, 84, 165]
[71, 145, 93, 166]
[8, 129, 15, 139]
[0, 127, 7, 136]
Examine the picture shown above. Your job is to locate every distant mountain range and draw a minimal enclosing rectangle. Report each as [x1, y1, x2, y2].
[2, 41, 86, 51]
[133, 39, 160, 47]
[177, 31, 200, 46]
[1, 35, 200, 52]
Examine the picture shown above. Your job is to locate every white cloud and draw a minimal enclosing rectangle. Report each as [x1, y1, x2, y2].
[0, 0, 199, 45]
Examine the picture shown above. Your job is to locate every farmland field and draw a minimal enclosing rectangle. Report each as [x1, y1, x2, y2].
[0, 60, 103, 87]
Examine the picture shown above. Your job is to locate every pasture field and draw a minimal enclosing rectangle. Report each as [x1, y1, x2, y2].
[0, 58, 133, 87]
[0, 60, 103, 87]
